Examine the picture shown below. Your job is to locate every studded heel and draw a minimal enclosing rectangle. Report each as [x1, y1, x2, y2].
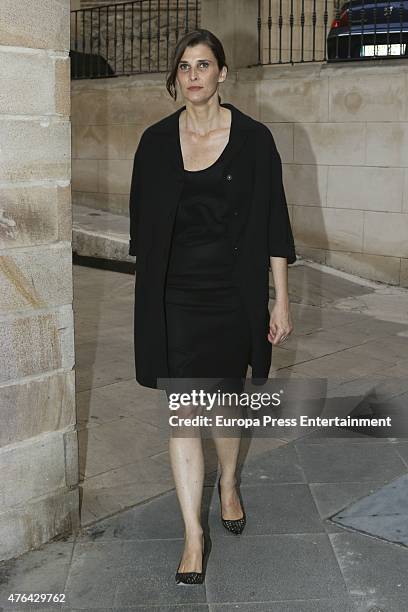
[175, 534, 211, 585]
[217, 476, 246, 535]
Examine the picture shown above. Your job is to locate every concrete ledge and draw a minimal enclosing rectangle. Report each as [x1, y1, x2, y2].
[73, 203, 133, 263]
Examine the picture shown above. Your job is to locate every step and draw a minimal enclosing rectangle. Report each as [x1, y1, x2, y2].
[73, 203, 133, 262]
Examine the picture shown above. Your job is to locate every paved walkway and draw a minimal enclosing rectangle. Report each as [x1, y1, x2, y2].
[1, 261, 408, 611]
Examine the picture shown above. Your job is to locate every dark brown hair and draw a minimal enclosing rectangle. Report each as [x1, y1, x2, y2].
[166, 29, 228, 103]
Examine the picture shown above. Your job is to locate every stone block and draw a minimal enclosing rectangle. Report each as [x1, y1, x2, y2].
[71, 82, 177, 127]
[71, 87, 109, 125]
[202, 0, 258, 70]
[293, 205, 364, 251]
[0, 488, 79, 562]
[73, 190, 128, 214]
[327, 166, 404, 212]
[284, 163, 328, 206]
[0, 0, 70, 51]
[0, 431, 69, 508]
[0, 51, 69, 116]
[0, 120, 70, 181]
[71, 159, 98, 191]
[403, 168, 408, 213]
[329, 73, 406, 122]
[260, 77, 329, 123]
[0, 183, 71, 249]
[366, 122, 408, 167]
[55, 57, 70, 116]
[0, 244, 73, 313]
[325, 251, 401, 286]
[72, 124, 126, 160]
[0, 306, 74, 383]
[222, 79, 259, 119]
[0, 371, 75, 449]
[106, 85, 178, 125]
[265, 122, 294, 163]
[57, 183, 72, 242]
[363, 211, 408, 258]
[296, 244, 327, 264]
[123, 125, 145, 159]
[64, 429, 79, 488]
[401, 258, 408, 288]
[294, 122, 365, 165]
[98, 159, 133, 195]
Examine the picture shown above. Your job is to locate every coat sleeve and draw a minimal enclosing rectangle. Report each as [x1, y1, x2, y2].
[128, 131, 147, 257]
[267, 130, 297, 264]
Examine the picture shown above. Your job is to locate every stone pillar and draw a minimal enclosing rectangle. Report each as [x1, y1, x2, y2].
[0, 0, 79, 561]
[200, 0, 259, 69]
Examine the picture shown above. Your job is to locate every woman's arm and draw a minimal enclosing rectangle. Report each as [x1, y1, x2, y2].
[129, 131, 147, 257]
[266, 128, 295, 345]
[268, 258, 293, 346]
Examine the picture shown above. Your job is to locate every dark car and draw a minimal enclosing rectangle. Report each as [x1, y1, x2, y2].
[327, 1, 408, 61]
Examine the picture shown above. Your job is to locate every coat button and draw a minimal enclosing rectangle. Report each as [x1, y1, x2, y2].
[226, 173, 232, 181]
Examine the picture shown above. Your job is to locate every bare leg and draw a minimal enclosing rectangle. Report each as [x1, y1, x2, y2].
[212, 435, 244, 519]
[169, 428, 204, 573]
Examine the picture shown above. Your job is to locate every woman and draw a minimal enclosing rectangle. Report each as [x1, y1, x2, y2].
[129, 29, 296, 584]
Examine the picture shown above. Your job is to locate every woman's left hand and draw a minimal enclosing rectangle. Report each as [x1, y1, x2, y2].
[268, 300, 294, 345]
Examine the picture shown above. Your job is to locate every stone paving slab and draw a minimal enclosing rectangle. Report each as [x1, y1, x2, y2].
[239, 444, 306, 484]
[204, 534, 349, 603]
[310, 482, 388, 519]
[352, 597, 408, 612]
[392, 442, 408, 463]
[208, 483, 324, 537]
[330, 531, 408, 611]
[78, 416, 168, 480]
[64, 539, 204, 609]
[79, 459, 176, 526]
[294, 440, 408, 483]
[78, 488, 208, 542]
[332, 474, 408, 546]
[279, 262, 377, 307]
[0, 541, 74, 609]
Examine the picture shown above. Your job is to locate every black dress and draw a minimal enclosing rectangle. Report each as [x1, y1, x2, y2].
[163, 144, 251, 397]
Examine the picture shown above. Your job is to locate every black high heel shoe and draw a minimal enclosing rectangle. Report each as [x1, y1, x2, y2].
[217, 476, 246, 535]
[175, 533, 211, 585]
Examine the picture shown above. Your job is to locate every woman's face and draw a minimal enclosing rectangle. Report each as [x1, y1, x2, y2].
[176, 43, 227, 103]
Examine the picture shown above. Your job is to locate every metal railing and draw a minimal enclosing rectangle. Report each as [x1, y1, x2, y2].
[70, 0, 408, 78]
[255, 0, 408, 66]
[70, 0, 200, 78]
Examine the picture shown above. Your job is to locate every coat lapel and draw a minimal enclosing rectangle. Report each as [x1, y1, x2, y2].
[153, 102, 253, 175]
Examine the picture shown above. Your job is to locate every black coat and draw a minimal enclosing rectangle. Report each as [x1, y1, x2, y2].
[129, 102, 296, 389]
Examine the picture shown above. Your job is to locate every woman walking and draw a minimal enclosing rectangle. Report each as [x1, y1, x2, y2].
[129, 29, 296, 584]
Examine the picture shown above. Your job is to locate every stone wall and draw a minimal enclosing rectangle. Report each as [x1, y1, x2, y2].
[72, 57, 408, 287]
[255, 60, 408, 287]
[0, 0, 79, 560]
